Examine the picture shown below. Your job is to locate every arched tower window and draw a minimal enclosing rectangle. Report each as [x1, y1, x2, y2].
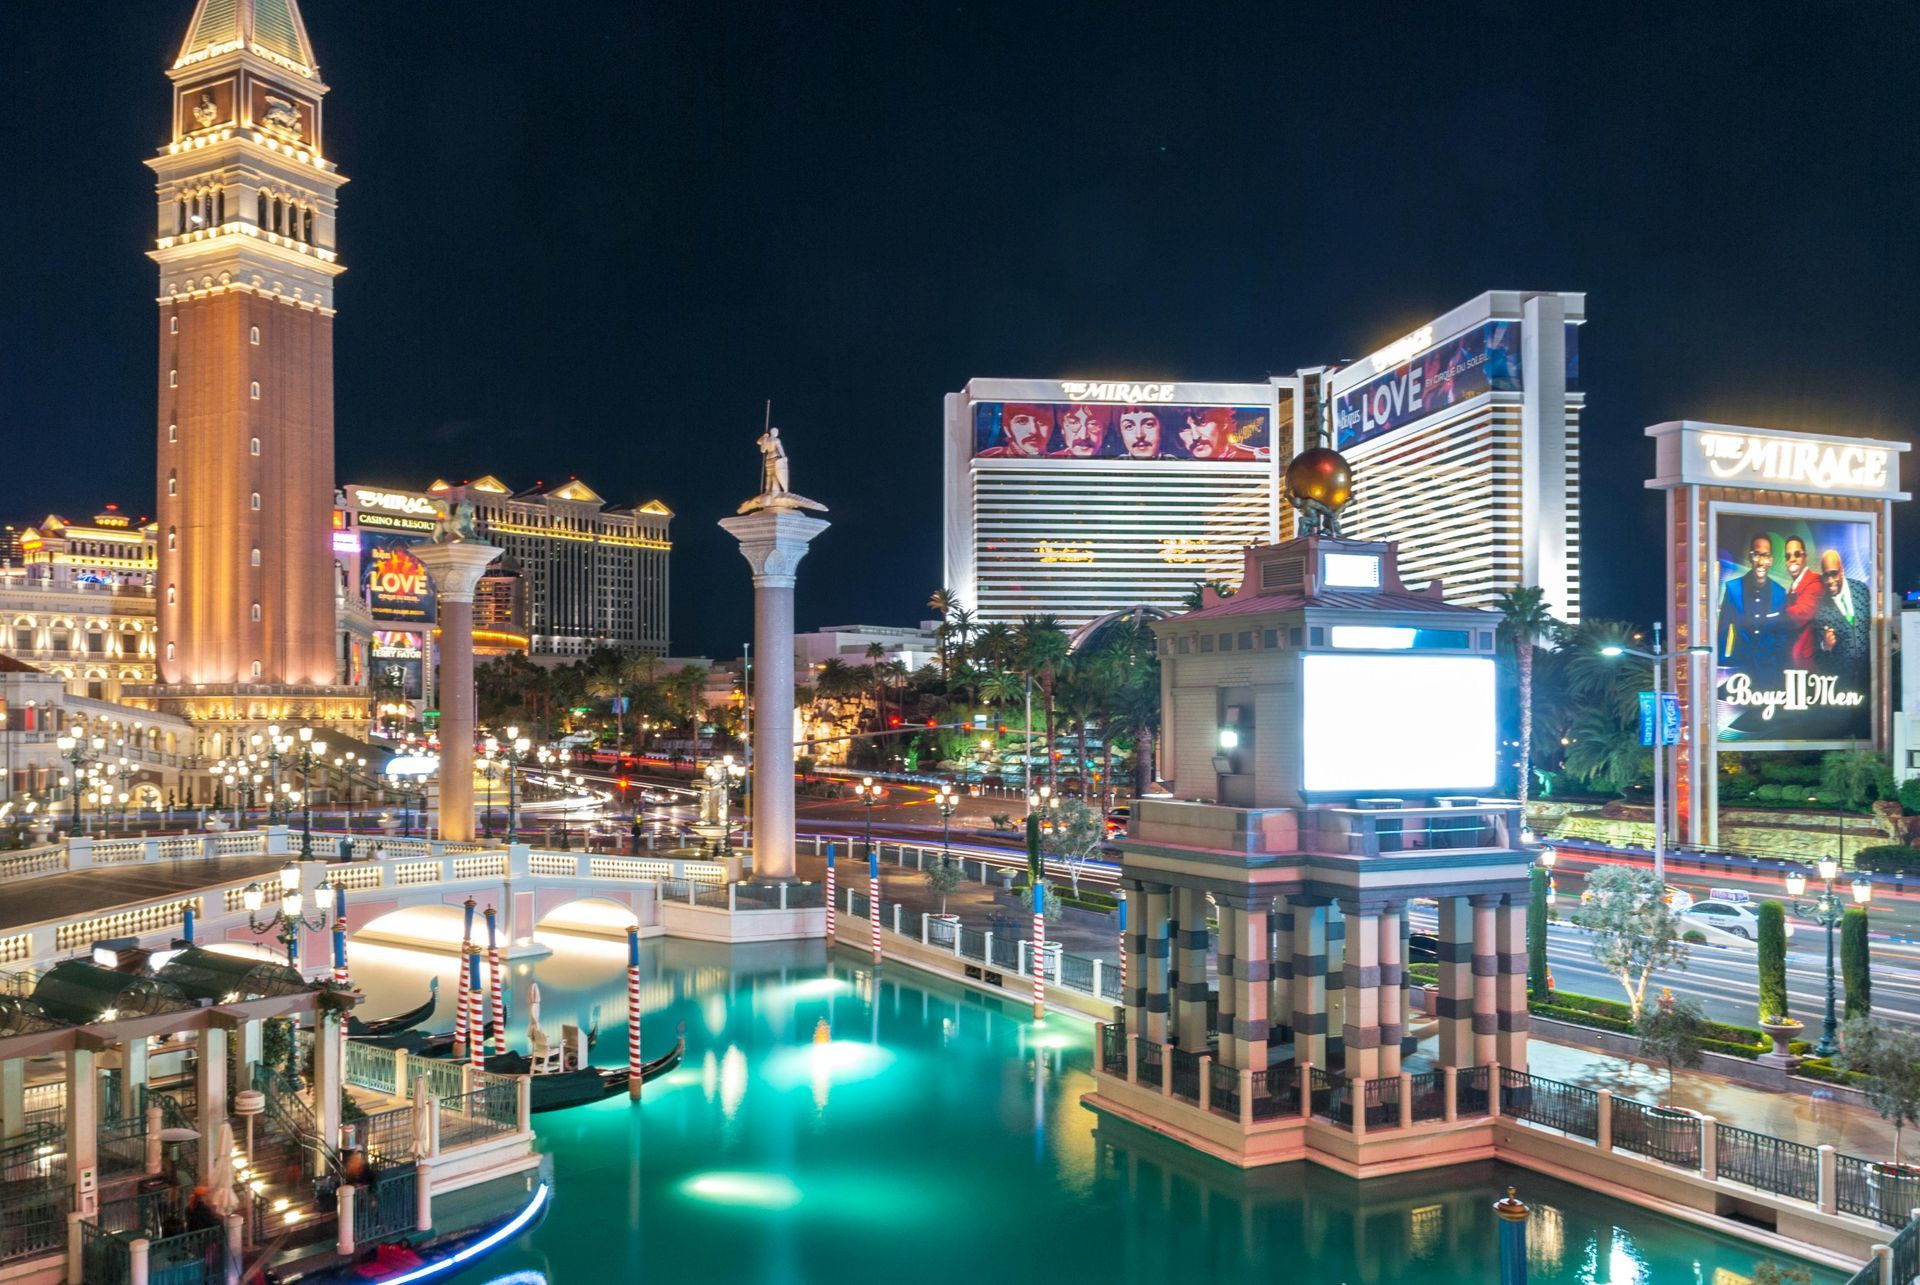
[166, 528, 177, 551]
[167, 423, 177, 442]
[249, 325, 260, 345]
[303, 208, 314, 242]
[165, 642, 175, 662]
[166, 585, 176, 605]
[166, 472, 177, 497]
[257, 191, 267, 226]
[250, 437, 261, 456]
[250, 548, 261, 567]
[251, 660, 262, 679]
[215, 189, 225, 224]
[250, 381, 260, 400]
[250, 492, 261, 511]
[250, 602, 261, 622]
[177, 198, 187, 235]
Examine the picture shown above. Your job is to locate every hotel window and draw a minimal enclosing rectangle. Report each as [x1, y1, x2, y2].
[168, 423, 177, 443]
[170, 316, 179, 334]
[250, 492, 261, 511]
[167, 473, 177, 497]
[250, 437, 260, 456]
[167, 528, 177, 551]
[250, 325, 260, 345]
[169, 369, 178, 388]
[166, 642, 174, 661]
[250, 381, 260, 400]
[250, 548, 261, 567]
[251, 602, 261, 622]
[166, 585, 176, 605]
[251, 660, 262, 678]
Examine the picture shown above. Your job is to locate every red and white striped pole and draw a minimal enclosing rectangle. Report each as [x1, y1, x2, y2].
[1117, 890, 1127, 999]
[626, 925, 644, 1099]
[466, 949, 484, 1071]
[824, 843, 837, 942]
[454, 897, 476, 1058]
[485, 906, 506, 1057]
[868, 847, 882, 964]
[1031, 881, 1047, 1021]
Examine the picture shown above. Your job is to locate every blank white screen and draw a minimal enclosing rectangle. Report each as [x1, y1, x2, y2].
[1300, 653, 1497, 793]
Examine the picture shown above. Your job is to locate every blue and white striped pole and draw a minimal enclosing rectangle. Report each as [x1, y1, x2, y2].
[1116, 892, 1127, 999]
[1495, 1188, 1529, 1285]
[1031, 880, 1046, 1021]
[332, 890, 349, 1037]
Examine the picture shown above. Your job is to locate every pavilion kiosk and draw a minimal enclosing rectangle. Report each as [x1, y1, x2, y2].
[1087, 449, 1534, 1173]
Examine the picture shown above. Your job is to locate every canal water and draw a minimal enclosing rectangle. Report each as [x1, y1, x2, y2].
[340, 932, 1845, 1285]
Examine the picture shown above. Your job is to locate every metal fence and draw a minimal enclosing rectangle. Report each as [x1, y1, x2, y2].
[438, 1078, 517, 1150]
[346, 1106, 416, 1166]
[0, 1122, 64, 1184]
[346, 1040, 399, 1095]
[1100, 1024, 1126, 1076]
[1208, 1059, 1241, 1119]
[1456, 1065, 1489, 1116]
[1500, 1070, 1598, 1141]
[1168, 1048, 1202, 1104]
[1408, 1069, 1447, 1123]
[1254, 1065, 1300, 1121]
[146, 1224, 224, 1285]
[408, 1055, 468, 1105]
[1836, 1152, 1920, 1226]
[1716, 1124, 1820, 1205]
[354, 1164, 419, 1243]
[1611, 1098, 1702, 1169]
[80, 1222, 132, 1285]
[0, 1185, 68, 1265]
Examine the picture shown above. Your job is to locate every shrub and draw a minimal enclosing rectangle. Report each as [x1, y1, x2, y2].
[1757, 901, 1789, 1021]
[1407, 962, 1438, 987]
[1843, 907, 1872, 1019]
[1899, 777, 1920, 815]
[1755, 784, 1785, 803]
[1683, 929, 1707, 944]
[1531, 989, 1767, 1058]
[1854, 845, 1920, 874]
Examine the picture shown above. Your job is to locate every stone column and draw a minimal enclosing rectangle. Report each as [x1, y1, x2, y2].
[1173, 886, 1211, 1050]
[65, 1049, 97, 1210]
[410, 540, 504, 844]
[1340, 900, 1381, 1081]
[1377, 902, 1404, 1077]
[1121, 879, 1147, 1036]
[121, 1037, 148, 1122]
[196, 1028, 228, 1178]
[1472, 894, 1501, 1066]
[1496, 893, 1531, 1071]
[314, 1014, 343, 1161]
[1289, 898, 1328, 1066]
[1270, 898, 1292, 1048]
[718, 510, 831, 882]
[1216, 903, 1237, 1063]
[1225, 896, 1271, 1072]
[1436, 896, 1475, 1067]
[1325, 905, 1347, 1066]
[1142, 882, 1171, 1045]
[0, 1056, 22, 1136]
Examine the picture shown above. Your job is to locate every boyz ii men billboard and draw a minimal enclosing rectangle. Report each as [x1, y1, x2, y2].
[1713, 513, 1873, 743]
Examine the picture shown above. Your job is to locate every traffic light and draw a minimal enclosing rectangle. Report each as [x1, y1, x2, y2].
[889, 715, 901, 727]
[925, 719, 937, 728]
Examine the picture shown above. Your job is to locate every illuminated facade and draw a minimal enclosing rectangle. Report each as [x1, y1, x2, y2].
[142, 0, 368, 745]
[429, 477, 671, 658]
[944, 379, 1290, 626]
[1, 507, 160, 702]
[17, 508, 157, 590]
[1316, 290, 1585, 622]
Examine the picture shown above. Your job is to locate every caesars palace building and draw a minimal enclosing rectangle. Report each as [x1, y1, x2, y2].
[944, 290, 1586, 627]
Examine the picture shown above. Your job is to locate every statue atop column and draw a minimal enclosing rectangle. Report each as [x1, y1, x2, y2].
[739, 425, 828, 515]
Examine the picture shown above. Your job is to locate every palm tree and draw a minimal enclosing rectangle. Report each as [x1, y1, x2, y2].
[945, 605, 977, 676]
[1016, 615, 1070, 790]
[1562, 705, 1649, 795]
[973, 622, 1015, 673]
[1179, 581, 1235, 611]
[928, 587, 960, 679]
[1493, 586, 1558, 808]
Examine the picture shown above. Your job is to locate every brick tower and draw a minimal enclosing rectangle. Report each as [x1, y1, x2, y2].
[144, 0, 366, 749]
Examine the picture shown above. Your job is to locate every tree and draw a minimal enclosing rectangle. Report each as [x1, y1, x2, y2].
[1493, 586, 1558, 809]
[927, 587, 960, 679]
[1526, 866, 1549, 999]
[1016, 615, 1070, 790]
[1178, 581, 1235, 611]
[1836, 1016, 1920, 1163]
[1560, 704, 1651, 796]
[1572, 865, 1690, 1020]
[1821, 749, 1884, 811]
[1635, 991, 1706, 1106]
[1756, 900, 1789, 1021]
[1842, 906, 1872, 1019]
[925, 855, 962, 916]
[1047, 799, 1106, 898]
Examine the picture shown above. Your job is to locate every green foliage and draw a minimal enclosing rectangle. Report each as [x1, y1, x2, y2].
[1682, 929, 1707, 944]
[1572, 866, 1691, 1019]
[1758, 757, 1822, 786]
[1756, 900, 1789, 1022]
[1899, 776, 1920, 815]
[1530, 989, 1767, 1057]
[1836, 1017, 1920, 1162]
[1842, 907, 1872, 1019]
[1821, 749, 1889, 808]
[1854, 845, 1920, 873]
[1406, 962, 1439, 986]
[1636, 994, 1708, 1105]
[1025, 812, 1043, 884]
[924, 855, 962, 915]
[1526, 867, 1549, 999]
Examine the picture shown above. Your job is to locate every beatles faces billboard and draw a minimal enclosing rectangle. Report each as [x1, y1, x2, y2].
[1333, 320, 1524, 451]
[971, 401, 1270, 462]
[362, 534, 435, 623]
[1713, 512, 1874, 744]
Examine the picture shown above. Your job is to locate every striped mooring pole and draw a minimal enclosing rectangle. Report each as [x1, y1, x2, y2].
[1116, 890, 1127, 999]
[868, 846, 882, 964]
[824, 844, 837, 942]
[332, 889, 349, 1038]
[454, 896, 476, 1058]
[466, 949, 485, 1071]
[626, 925, 644, 1099]
[485, 906, 506, 1057]
[1031, 880, 1047, 1021]
[1495, 1188, 1529, 1285]
[182, 906, 195, 946]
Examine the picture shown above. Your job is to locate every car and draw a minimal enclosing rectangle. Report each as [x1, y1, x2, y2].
[1105, 806, 1131, 837]
[1682, 898, 1791, 941]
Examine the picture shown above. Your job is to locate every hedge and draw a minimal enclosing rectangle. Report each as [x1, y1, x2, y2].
[1795, 1056, 1870, 1088]
[1529, 990, 1769, 1059]
[1407, 962, 1438, 987]
[1854, 845, 1920, 874]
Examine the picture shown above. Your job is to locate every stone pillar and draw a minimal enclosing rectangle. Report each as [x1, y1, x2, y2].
[1290, 898, 1328, 1067]
[1173, 886, 1211, 1050]
[1326, 904, 1347, 1065]
[237, 1019, 263, 1092]
[1142, 882, 1171, 1045]
[1472, 894, 1501, 1067]
[1437, 896, 1475, 1066]
[1225, 896, 1271, 1072]
[1496, 893, 1531, 1071]
[1121, 879, 1147, 1036]
[1216, 903, 1237, 1062]
[196, 1028, 228, 1178]
[410, 539, 504, 843]
[1270, 899, 1292, 1049]
[1, 1056, 24, 1136]
[122, 1037, 149, 1122]
[314, 1014, 343, 1159]
[65, 1049, 97, 1210]
[1340, 900, 1381, 1081]
[718, 509, 831, 882]
[1377, 902, 1404, 1077]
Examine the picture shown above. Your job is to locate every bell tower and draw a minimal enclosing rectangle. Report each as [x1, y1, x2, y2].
[144, 0, 365, 744]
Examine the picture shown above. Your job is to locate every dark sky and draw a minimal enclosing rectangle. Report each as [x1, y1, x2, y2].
[4, 2, 1918, 656]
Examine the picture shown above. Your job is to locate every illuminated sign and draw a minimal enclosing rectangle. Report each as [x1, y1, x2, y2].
[1159, 536, 1210, 566]
[1059, 381, 1177, 404]
[1036, 543, 1094, 564]
[363, 536, 435, 623]
[371, 629, 425, 700]
[329, 532, 359, 555]
[1333, 320, 1522, 451]
[1701, 432, 1892, 493]
[974, 401, 1268, 461]
[1366, 325, 1434, 374]
[1322, 552, 1382, 588]
[353, 488, 438, 516]
[357, 511, 438, 534]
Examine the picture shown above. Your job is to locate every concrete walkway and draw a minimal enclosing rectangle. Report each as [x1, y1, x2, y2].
[0, 853, 292, 932]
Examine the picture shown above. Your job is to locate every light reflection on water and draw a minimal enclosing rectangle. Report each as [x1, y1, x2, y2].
[333, 934, 1846, 1285]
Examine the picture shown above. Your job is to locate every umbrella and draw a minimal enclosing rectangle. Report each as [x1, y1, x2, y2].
[526, 983, 548, 1066]
[410, 1076, 432, 1161]
[207, 1121, 238, 1217]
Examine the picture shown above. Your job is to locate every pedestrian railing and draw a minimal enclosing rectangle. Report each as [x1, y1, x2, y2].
[1168, 1048, 1202, 1104]
[1611, 1098, 1702, 1169]
[1716, 1124, 1820, 1205]
[1208, 1059, 1241, 1118]
[79, 1222, 132, 1285]
[438, 1074, 518, 1150]
[346, 1105, 416, 1166]
[0, 1122, 64, 1184]
[0, 1185, 68, 1265]
[1499, 1069, 1598, 1141]
[147, 1224, 224, 1285]
[1100, 1023, 1126, 1076]
[1408, 1069, 1447, 1123]
[409, 1056, 468, 1106]
[1836, 1153, 1920, 1227]
[97, 1113, 151, 1178]
[1254, 1065, 1300, 1121]
[353, 1163, 419, 1243]
[345, 1039, 399, 1095]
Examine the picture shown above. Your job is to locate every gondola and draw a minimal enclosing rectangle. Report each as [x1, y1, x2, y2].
[345, 978, 437, 1038]
[512, 1022, 684, 1114]
[353, 1010, 598, 1062]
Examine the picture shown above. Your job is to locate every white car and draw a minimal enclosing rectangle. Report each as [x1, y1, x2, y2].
[1683, 899, 1792, 941]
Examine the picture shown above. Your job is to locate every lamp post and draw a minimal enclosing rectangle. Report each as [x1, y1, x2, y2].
[854, 776, 879, 865]
[1784, 857, 1873, 1058]
[481, 738, 501, 839]
[293, 728, 329, 860]
[54, 734, 96, 835]
[935, 782, 959, 861]
[503, 727, 531, 844]
[264, 725, 292, 824]
[1598, 635, 1712, 883]
[243, 866, 334, 1092]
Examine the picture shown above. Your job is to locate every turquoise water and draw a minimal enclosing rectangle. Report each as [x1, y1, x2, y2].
[343, 934, 1845, 1285]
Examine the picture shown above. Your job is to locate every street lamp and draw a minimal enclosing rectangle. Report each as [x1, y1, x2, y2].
[1784, 856, 1873, 1057]
[1598, 635, 1712, 882]
[503, 727, 532, 844]
[242, 863, 335, 1089]
[292, 728, 329, 859]
[935, 782, 959, 862]
[54, 734, 94, 835]
[854, 776, 880, 863]
[263, 725, 292, 824]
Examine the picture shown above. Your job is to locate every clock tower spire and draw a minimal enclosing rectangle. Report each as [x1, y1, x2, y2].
[145, 0, 364, 744]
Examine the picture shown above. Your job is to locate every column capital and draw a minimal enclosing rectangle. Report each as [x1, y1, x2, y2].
[719, 511, 831, 586]
[410, 539, 504, 603]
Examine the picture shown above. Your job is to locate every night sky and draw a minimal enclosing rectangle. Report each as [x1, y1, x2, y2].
[4, 2, 1917, 657]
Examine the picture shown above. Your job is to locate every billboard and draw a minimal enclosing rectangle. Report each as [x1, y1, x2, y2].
[1333, 320, 1523, 450]
[362, 534, 435, 623]
[972, 400, 1269, 462]
[1300, 654, 1497, 793]
[1712, 512, 1874, 744]
[371, 629, 425, 700]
